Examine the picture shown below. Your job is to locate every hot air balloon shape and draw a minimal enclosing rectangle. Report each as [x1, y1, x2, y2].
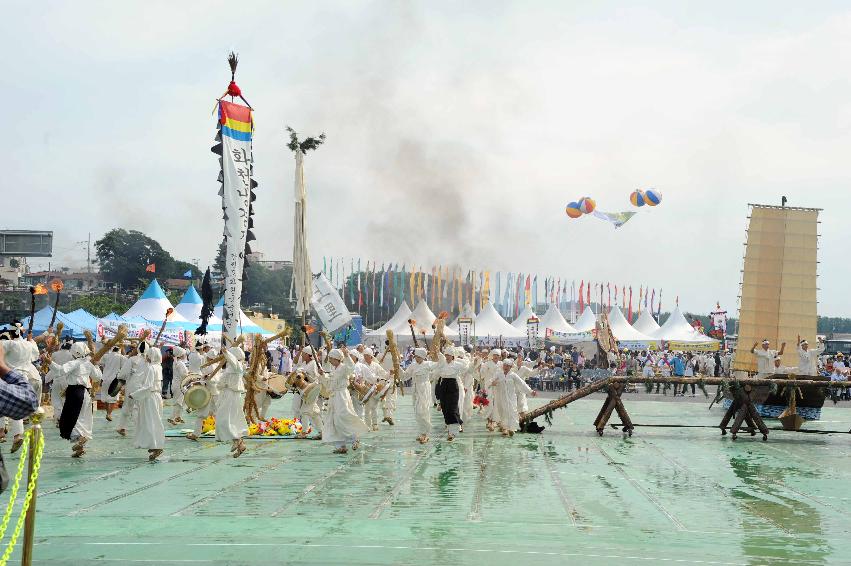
[578, 197, 596, 214]
[644, 189, 662, 206]
[630, 190, 645, 207]
[565, 201, 582, 218]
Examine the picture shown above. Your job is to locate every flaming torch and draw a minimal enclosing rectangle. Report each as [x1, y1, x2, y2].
[154, 308, 175, 346]
[27, 284, 49, 337]
[407, 318, 419, 347]
[48, 278, 64, 331]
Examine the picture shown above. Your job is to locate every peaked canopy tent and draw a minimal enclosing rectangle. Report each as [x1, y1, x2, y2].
[607, 307, 658, 347]
[633, 308, 661, 336]
[387, 300, 457, 339]
[366, 301, 412, 336]
[213, 297, 272, 336]
[64, 308, 99, 331]
[510, 305, 538, 330]
[472, 302, 526, 339]
[17, 306, 90, 339]
[123, 280, 188, 323]
[650, 305, 719, 351]
[573, 306, 598, 333]
[536, 304, 579, 336]
[174, 285, 223, 327]
[448, 303, 476, 332]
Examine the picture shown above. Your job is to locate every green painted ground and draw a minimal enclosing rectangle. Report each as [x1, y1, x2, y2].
[6, 395, 851, 565]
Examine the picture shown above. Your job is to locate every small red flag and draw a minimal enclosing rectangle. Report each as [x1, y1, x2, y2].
[145, 264, 156, 273]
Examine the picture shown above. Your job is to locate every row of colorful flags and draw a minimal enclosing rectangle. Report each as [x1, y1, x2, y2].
[320, 257, 665, 326]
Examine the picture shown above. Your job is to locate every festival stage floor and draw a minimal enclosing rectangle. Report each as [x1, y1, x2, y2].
[11, 396, 851, 565]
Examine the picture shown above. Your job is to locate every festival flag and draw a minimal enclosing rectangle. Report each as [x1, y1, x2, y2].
[579, 280, 584, 311]
[650, 288, 655, 315]
[349, 259, 355, 306]
[658, 289, 663, 316]
[145, 264, 156, 273]
[183, 269, 192, 278]
[586, 281, 591, 307]
[532, 275, 537, 309]
[379, 263, 385, 306]
[628, 286, 633, 322]
[607, 283, 611, 310]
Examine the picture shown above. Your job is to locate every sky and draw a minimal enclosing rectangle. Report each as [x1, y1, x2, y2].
[3, 1, 851, 316]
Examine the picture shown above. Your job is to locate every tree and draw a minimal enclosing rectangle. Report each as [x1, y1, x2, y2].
[67, 294, 130, 318]
[214, 238, 227, 276]
[95, 229, 196, 289]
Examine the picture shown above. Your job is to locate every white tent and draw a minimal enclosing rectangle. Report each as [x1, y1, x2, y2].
[472, 302, 526, 338]
[367, 301, 412, 336]
[389, 300, 457, 337]
[536, 303, 578, 336]
[448, 303, 475, 331]
[633, 308, 662, 336]
[650, 305, 718, 345]
[174, 285, 223, 327]
[123, 280, 188, 322]
[213, 297, 271, 335]
[510, 304, 538, 330]
[607, 307, 657, 343]
[573, 306, 597, 332]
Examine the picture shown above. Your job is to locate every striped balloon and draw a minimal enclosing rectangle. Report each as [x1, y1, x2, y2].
[565, 202, 582, 218]
[644, 189, 662, 206]
[578, 197, 596, 214]
[630, 190, 645, 207]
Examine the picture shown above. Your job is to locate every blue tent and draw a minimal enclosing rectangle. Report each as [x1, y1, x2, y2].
[65, 308, 99, 331]
[19, 306, 89, 339]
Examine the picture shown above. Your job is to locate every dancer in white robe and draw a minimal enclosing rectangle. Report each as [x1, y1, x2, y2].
[47, 340, 73, 423]
[489, 359, 534, 436]
[99, 346, 125, 421]
[797, 335, 825, 376]
[2, 339, 42, 453]
[378, 348, 397, 426]
[320, 347, 368, 454]
[51, 342, 101, 457]
[293, 346, 324, 439]
[168, 346, 188, 425]
[479, 349, 503, 430]
[434, 347, 467, 441]
[126, 346, 165, 461]
[360, 349, 389, 431]
[405, 347, 438, 444]
[186, 342, 213, 440]
[460, 349, 480, 425]
[215, 347, 248, 457]
[514, 359, 538, 414]
[115, 345, 146, 437]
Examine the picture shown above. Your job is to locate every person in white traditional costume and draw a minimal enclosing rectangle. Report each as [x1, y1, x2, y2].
[378, 346, 397, 426]
[405, 347, 437, 444]
[460, 348, 480, 425]
[51, 341, 101, 457]
[359, 348, 389, 431]
[320, 347, 368, 454]
[186, 342, 213, 441]
[489, 358, 534, 436]
[168, 346, 188, 426]
[98, 344, 125, 421]
[433, 346, 468, 441]
[349, 351, 369, 419]
[202, 343, 220, 417]
[126, 345, 165, 461]
[796, 335, 825, 376]
[293, 346, 324, 439]
[2, 339, 42, 453]
[479, 349, 503, 431]
[116, 343, 148, 437]
[46, 339, 73, 423]
[216, 346, 248, 457]
[751, 339, 785, 377]
[513, 358, 538, 414]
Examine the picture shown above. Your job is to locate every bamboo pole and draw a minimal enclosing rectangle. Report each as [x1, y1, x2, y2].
[21, 408, 44, 566]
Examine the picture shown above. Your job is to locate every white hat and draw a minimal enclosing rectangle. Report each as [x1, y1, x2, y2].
[414, 347, 427, 358]
[328, 349, 344, 361]
[490, 349, 502, 356]
[454, 347, 466, 357]
[501, 359, 514, 367]
[70, 342, 89, 359]
[172, 346, 186, 359]
[362, 348, 374, 358]
[801, 339, 809, 345]
[146, 346, 162, 364]
[2, 341, 31, 369]
[762, 339, 770, 345]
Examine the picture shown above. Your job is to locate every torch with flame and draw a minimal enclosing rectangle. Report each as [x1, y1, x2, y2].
[47, 278, 64, 330]
[33, 284, 48, 296]
[154, 308, 175, 346]
[407, 318, 419, 347]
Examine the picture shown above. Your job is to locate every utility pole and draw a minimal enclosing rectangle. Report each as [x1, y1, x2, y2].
[87, 232, 91, 273]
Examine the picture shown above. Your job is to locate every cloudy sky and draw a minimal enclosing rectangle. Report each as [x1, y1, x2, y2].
[4, 1, 850, 315]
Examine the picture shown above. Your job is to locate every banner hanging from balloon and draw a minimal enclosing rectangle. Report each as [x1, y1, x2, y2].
[591, 210, 638, 228]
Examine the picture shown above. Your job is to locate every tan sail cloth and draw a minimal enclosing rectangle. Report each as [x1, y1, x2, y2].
[734, 205, 819, 372]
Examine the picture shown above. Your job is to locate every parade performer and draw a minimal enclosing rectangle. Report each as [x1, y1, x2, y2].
[216, 346, 248, 457]
[168, 346, 188, 426]
[479, 349, 503, 431]
[513, 358, 539, 414]
[99, 344, 125, 422]
[126, 345, 166, 461]
[321, 347, 368, 454]
[797, 335, 825, 376]
[293, 346, 323, 439]
[405, 347, 438, 444]
[378, 345, 397, 426]
[460, 348, 480, 425]
[51, 342, 101, 457]
[186, 342, 214, 441]
[360, 348, 389, 431]
[489, 358, 534, 436]
[1, 338, 41, 453]
[116, 343, 147, 437]
[47, 339, 73, 423]
[433, 346, 467, 441]
[751, 339, 785, 377]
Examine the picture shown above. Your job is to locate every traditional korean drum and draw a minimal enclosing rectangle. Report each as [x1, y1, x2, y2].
[285, 371, 321, 406]
[182, 377, 211, 411]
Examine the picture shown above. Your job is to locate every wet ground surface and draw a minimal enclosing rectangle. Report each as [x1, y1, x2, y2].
[9, 396, 851, 565]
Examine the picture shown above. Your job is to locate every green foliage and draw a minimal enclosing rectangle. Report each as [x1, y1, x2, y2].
[240, 262, 295, 320]
[95, 229, 196, 289]
[819, 317, 851, 335]
[214, 238, 227, 276]
[67, 294, 130, 318]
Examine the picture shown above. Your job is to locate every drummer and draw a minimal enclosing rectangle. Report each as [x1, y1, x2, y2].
[186, 341, 216, 441]
[360, 348, 389, 431]
[294, 346, 323, 439]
